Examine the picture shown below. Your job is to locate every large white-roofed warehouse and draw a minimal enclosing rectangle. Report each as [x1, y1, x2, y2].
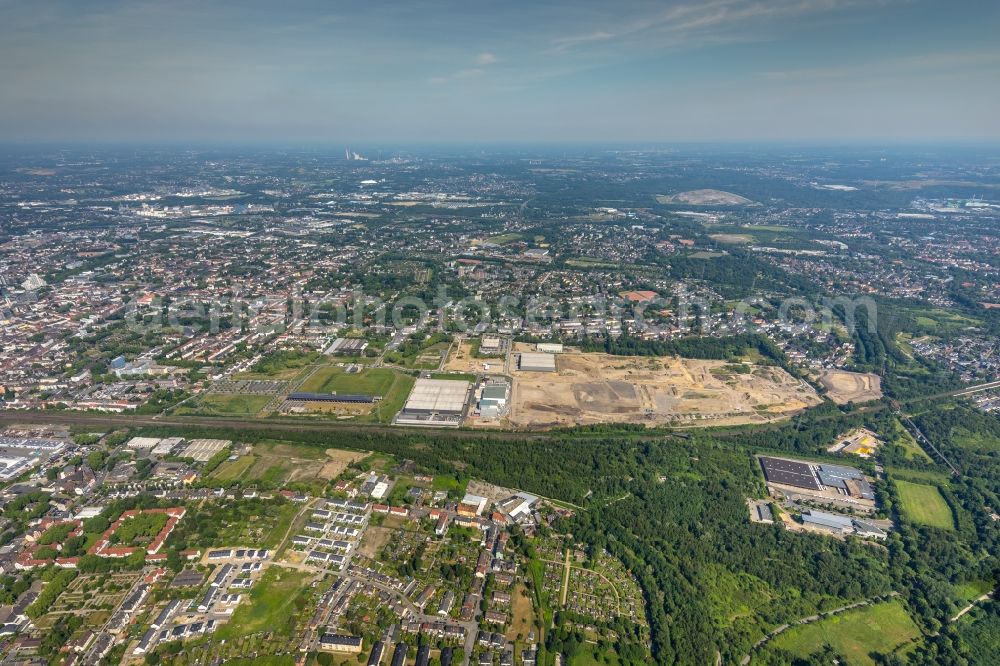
[518, 352, 556, 372]
[395, 378, 471, 427]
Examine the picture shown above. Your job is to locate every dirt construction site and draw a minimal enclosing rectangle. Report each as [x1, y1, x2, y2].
[814, 369, 882, 404]
[509, 351, 821, 429]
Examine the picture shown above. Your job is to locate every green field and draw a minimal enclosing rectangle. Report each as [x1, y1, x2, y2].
[223, 657, 295, 666]
[367, 372, 416, 423]
[431, 474, 468, 495]
[566, 257, 618, 268]
[704, 565, 774, 629]
[568, 647, 621, 666]
[216, 566, 310, 639]
[299, 366, 396, 396]
[295, 366, 415, 423]
[488, 232, 524, 245]
[233, 350, 319, 379]
[896, 480, 955, 530]
[429, 372, 477, 382]
[112, 512, 169, 546]
[188, 393, 270, 416]
[909, 308, 980, 334]
[386, 341, 450, 369]
[953, 579, 993, 602]
[951, 428, 1000, 452]
[206, 500, 299, 549]
[889, 419, 933, 461]
[766, 600, 920, 665]
[211, 455, 256, 481]
[887, 466, 951, 485]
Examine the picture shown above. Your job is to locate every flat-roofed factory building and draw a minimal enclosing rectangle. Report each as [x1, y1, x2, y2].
[479, 336, 503, 354]
[395, 378, 471, 427]
[287, 392, 379, 404]
[759, 455, 878, 512]
[324, 337, 369, 356]
[759, 456, 821, 490]
[518, 352, 556, 372]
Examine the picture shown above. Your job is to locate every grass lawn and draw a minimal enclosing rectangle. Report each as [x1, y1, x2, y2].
[299, 366, 396, 396]
[489, 232, 523, 245]
[368, 372, 415, 423]
[568, 646, 620, 666]
[767, 600, 920, 666]
[528, 559, 554, 638]
[211, 455, 257, 482]
[431, 474, 468, 495]
[953, 579, 993, 602]
[889, 419, 933, 462]
[220, 441, 339, 491]
[106, 513, 170, 551]
[566, 257, 618, 268]
[703, 565, 774, 629]
[951, 428, 1000, 453]
[296, 366, 415, 423]
[260, 503, 300, 549]
[191, 393, 270, 416]
[216, 567, 310, 639]
[259, 464, 289, 486]
[429, 372, 477, 382]
[199, 500, 300, 549]
[896, 480, 955, 530]
[887, 466, 951, 485]
[233, 350, 319, 380]
[223, 656, 295, 666]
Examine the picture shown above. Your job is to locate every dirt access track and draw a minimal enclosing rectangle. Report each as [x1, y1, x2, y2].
[509, 351, 821, 429]
[815, 369, 882, 405]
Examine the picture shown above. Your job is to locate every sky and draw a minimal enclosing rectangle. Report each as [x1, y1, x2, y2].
[1, 0, 998, 143]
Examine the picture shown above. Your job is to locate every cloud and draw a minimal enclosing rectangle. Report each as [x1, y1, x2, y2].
[430, 51, 499, 84]
[757, 49, 1000, 81]
[550, 30, 615, 50]
[549, 0, 896, 53]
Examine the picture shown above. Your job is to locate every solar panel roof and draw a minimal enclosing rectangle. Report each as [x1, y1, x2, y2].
[759, 456, 821, 490]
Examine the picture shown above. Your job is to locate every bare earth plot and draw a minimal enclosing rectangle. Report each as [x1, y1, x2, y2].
[510, 352, 820, 429]
[656, 189, 754, 205]
[319, 447, 368, 480]
[709, 233, 754, 244]
[232, 441, 368, 485]
[358, 525, 394, 558]
[815, 369, 883, 404]
[444, 340, 497, 374]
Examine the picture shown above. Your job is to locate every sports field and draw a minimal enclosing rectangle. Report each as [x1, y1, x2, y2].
[296, 366, 414, 422]
[299, 366, 395, 395]
[767, 600, 920, 665]
[896, 480, 954, 530]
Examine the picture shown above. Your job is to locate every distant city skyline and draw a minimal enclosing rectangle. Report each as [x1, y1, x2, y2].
[1, 0, 999, 143]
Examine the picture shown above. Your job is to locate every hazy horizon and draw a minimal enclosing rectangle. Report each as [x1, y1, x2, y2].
[2, 0, 999, 143]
